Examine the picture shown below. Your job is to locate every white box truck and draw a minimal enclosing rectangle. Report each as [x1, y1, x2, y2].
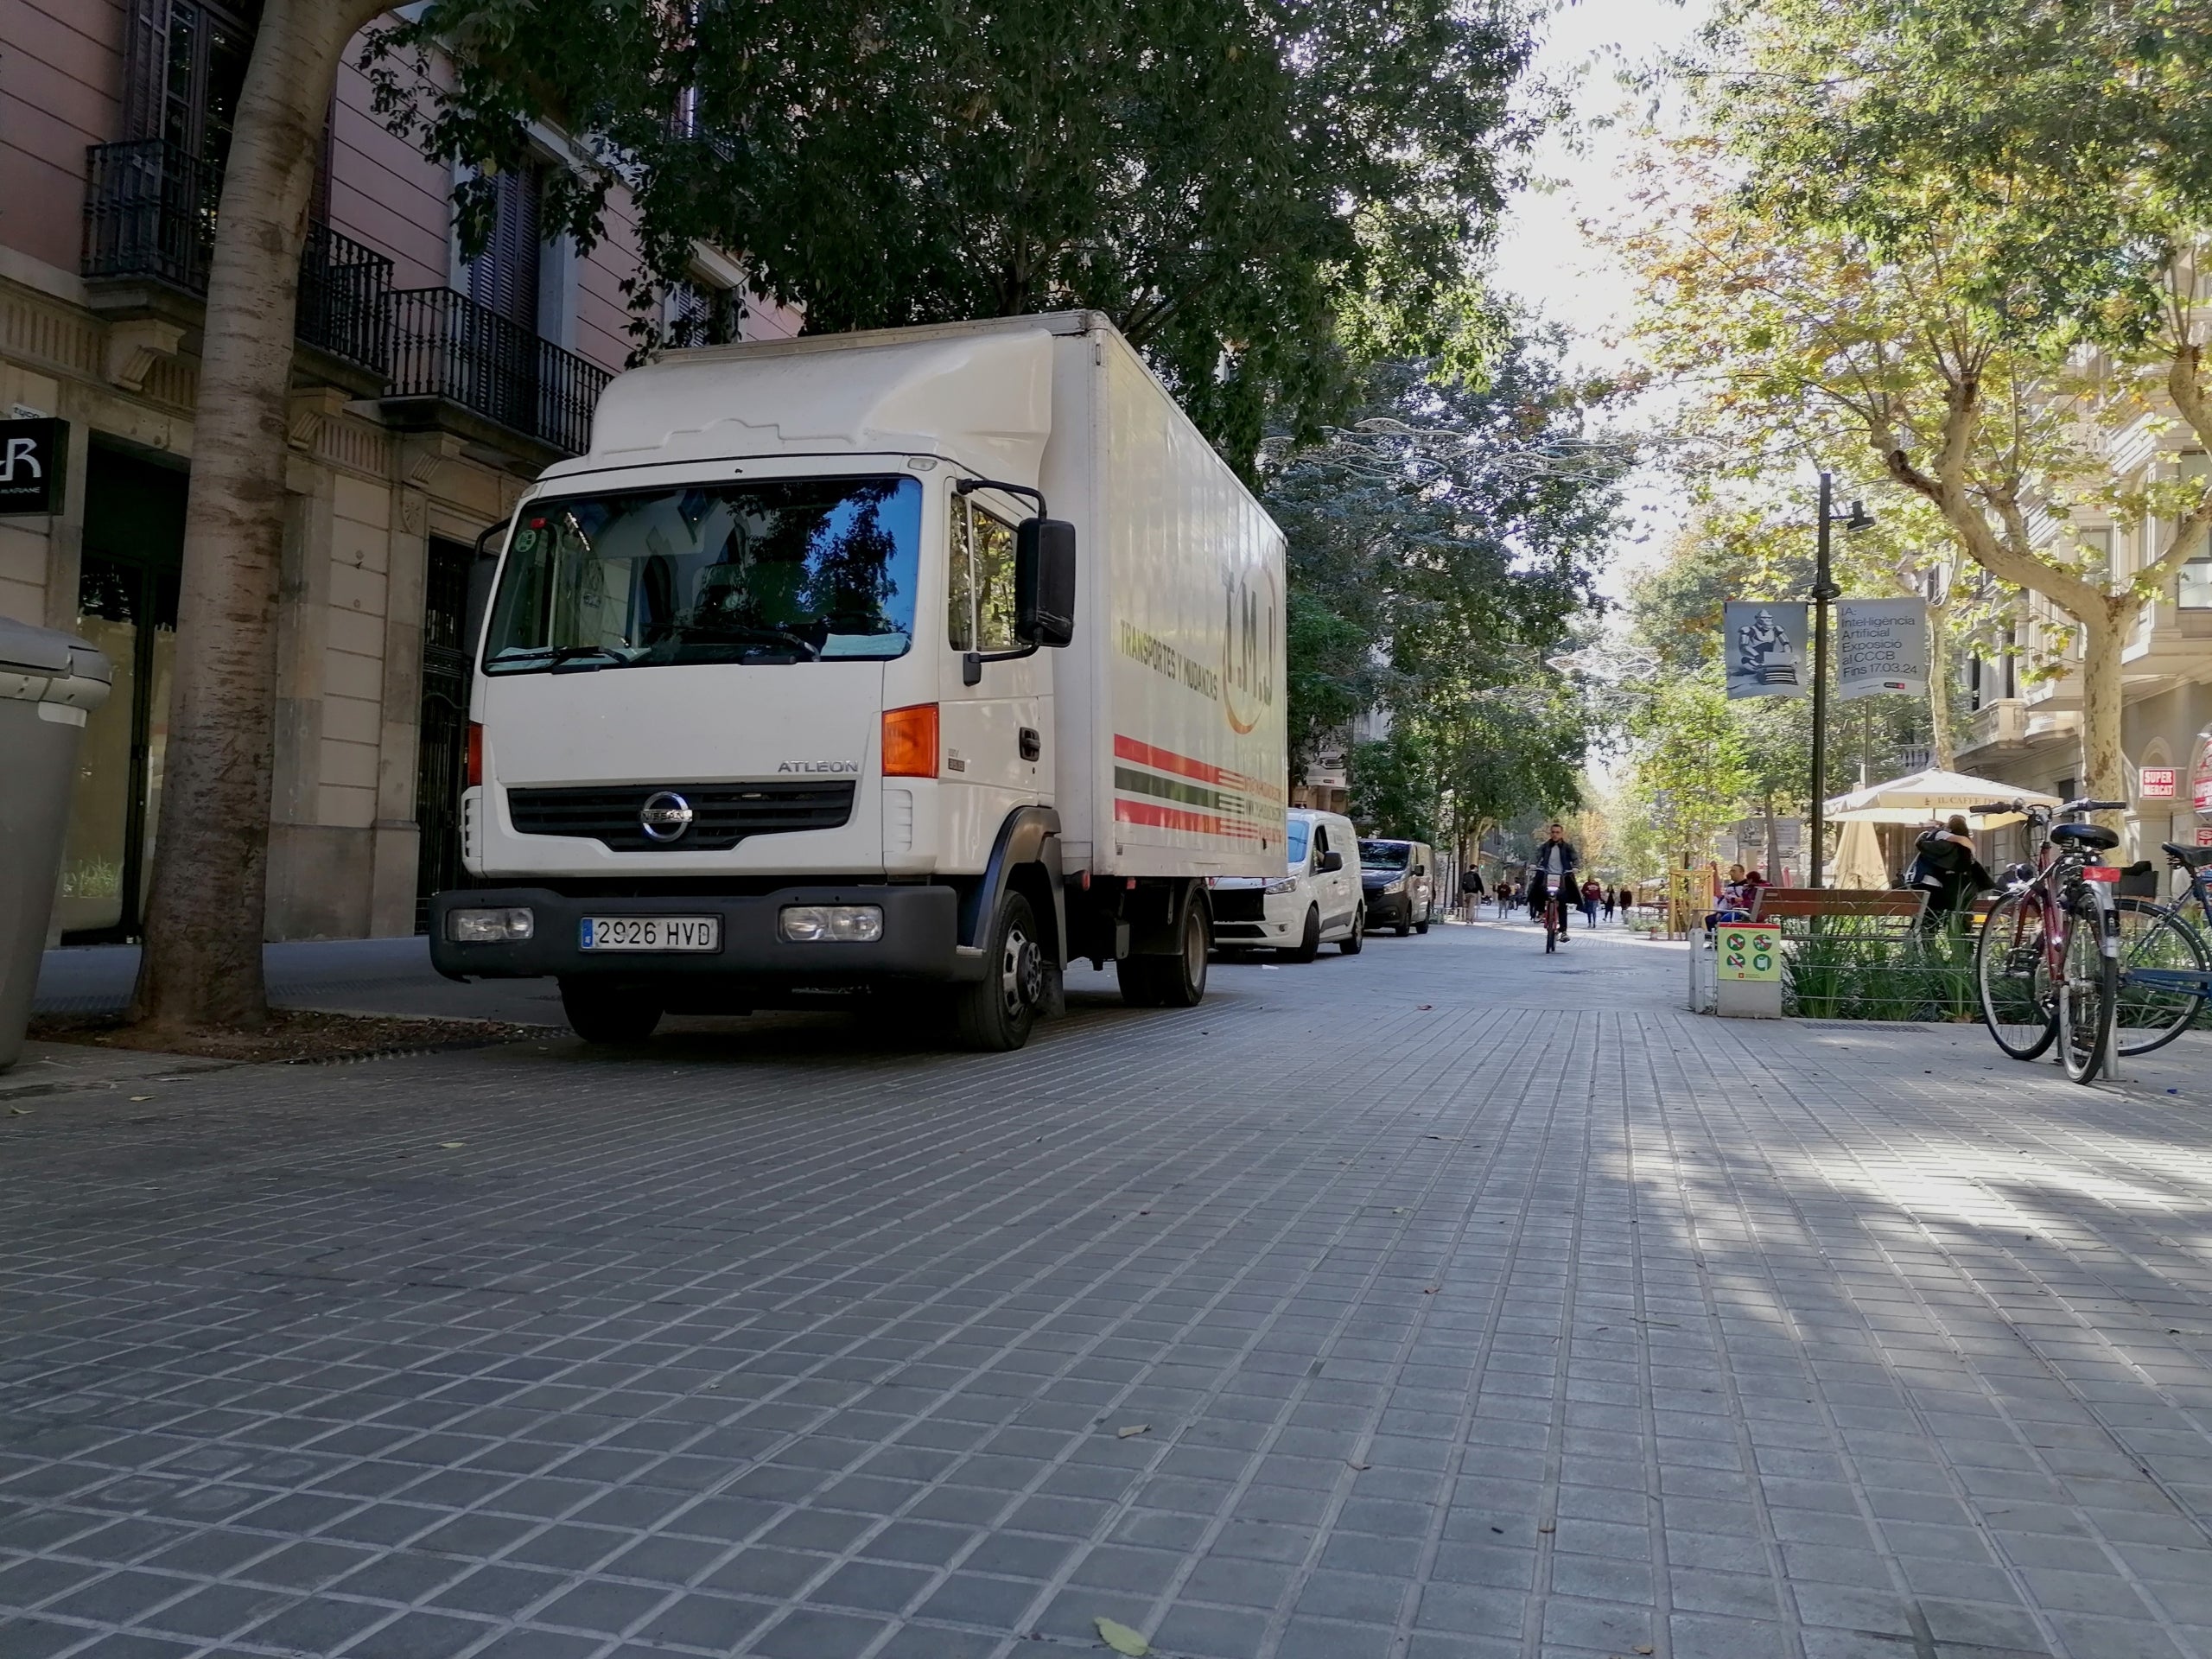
[430, 311, 1287, 1049]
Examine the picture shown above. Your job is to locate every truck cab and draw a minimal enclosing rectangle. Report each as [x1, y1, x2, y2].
[429, 316, 1285, 1051]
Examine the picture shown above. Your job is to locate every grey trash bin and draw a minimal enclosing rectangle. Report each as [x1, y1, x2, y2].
[0, 617, 112, 1071]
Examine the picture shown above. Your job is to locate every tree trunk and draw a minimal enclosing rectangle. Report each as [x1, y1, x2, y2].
[1925, 600, 1955, 771]
[130, 0, 391, 1031]
[2079, 609, 2126, 824]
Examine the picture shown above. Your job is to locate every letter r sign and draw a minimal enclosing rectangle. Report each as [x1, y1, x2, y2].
[0, 419, 65, 515]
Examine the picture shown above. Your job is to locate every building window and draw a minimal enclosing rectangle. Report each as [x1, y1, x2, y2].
[665, 280, 741, 347]
[2180, 526, 2212, 608]
[465, 162, 545, 333]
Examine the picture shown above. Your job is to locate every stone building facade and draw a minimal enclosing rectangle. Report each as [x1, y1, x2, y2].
[1, 0, 791, 941]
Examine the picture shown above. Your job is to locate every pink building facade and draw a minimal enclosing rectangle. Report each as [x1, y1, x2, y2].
[0, 0, 792, 940]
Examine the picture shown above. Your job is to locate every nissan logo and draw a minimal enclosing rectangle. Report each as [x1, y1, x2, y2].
[639, 791, 695, 842]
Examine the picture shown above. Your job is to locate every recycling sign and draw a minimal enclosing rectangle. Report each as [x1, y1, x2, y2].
[1719, 923, 1781, 982]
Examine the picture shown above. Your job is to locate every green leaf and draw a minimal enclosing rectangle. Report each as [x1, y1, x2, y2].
[1096, 1617, 1151, 1655]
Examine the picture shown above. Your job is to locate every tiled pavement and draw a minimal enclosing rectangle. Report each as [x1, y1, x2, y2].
[3, 921, 2211, 1659]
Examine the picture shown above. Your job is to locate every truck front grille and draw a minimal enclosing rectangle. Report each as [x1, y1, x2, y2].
[505, 781, 856, 851]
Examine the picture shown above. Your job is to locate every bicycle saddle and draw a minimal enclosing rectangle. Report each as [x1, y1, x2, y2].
[2163, 841, 2212, 869]
[2049, 822, 2120, 851]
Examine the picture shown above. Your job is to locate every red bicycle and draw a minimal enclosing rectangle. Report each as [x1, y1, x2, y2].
[1973, 797, 2127, 1083]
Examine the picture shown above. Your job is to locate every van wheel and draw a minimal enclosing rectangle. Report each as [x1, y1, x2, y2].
[1119, 893, 1210, 1007]
[560, 980, 662, 1044]
[1285, 906, 1322, 963]
[953, 893, 1043, 1051]
[1414, 917, 1431, 935]
[1339, 908, 1364, 955]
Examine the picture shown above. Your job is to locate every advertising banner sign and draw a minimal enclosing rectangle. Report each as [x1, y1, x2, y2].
[0, 417, 65, 516]
[1724, 602, 1809, 699]
[2140, 766, 2177, 800]
[1836, 597, 1929, 702]
[2195, 728, 2212, 811]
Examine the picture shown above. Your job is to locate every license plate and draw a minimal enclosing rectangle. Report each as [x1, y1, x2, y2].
[578, 916, 721, 951]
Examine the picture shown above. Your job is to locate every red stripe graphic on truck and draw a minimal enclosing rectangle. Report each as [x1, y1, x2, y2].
[1112, 734, 1283, 844]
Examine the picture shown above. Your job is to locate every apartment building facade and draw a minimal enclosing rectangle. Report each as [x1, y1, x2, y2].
[1954, 446, 2212, 874]
[0, 0, 791, 943]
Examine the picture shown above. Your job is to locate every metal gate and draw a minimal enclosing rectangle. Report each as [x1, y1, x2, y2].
[415, 537, 474, 932]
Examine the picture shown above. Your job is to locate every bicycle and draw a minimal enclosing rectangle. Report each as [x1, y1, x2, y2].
[2101, 840, 2212, 1054]
[1973, 797, 2127, 1083]
[1532, 870, 1571, 953]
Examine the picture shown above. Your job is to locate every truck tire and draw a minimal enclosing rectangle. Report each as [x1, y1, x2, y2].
[953, 892, 1045, 1051]
[1118, 893, 1210, 1007]
[560, 980, 662, 1044]
[1285, 906, 1322, 963]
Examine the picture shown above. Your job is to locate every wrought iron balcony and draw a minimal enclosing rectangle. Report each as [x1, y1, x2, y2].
[82, 138, 392, 378]
[385, 287, 611, 456]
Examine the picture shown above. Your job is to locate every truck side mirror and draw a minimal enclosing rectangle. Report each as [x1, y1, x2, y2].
[1016, 518, 1077, 648]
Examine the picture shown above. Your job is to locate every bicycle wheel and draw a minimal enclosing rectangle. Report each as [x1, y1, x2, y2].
[1976, 888, 2056, 1059]
[2114, 897, 2209, 1056]
[2057, 907, 2116, 1084]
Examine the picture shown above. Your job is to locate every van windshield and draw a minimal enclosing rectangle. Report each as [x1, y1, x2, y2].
[1358, 841, 1409, 869]
[1286, 822, 1311, 865]
[483, 475, 921, 672]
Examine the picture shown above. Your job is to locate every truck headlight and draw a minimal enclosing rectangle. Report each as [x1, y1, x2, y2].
[1264, 877, 1300, 894]
[448, 906, 533, 943]
[779, 904, 885, 943]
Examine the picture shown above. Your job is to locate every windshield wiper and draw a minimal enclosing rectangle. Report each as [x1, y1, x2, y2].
[672, 626, 821, 660]
[547, 645, 630, 672]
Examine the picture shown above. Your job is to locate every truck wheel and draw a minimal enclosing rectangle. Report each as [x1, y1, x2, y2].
[954, 893, 1044, 1051]
[1340, 907, 1364, 955]
[1118, 893, 1210, 1007]
[560, 980, 662, 1044]
[1285, 906, 1322, 963]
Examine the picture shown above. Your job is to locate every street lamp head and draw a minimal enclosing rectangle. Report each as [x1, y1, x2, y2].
[1844, 499, 1875, 533]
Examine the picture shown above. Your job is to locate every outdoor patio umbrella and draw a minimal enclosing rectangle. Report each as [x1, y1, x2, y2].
[1822, 767, 2061, 827]
[1832, 818, 1891, 887]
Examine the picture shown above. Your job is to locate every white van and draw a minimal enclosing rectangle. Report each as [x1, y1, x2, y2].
[1206, 808, 1365, 960]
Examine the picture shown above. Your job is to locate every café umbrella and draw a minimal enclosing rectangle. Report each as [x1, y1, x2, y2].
[1822, 766, 2061, 826]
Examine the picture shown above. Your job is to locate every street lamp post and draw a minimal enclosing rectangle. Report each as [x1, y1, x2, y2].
[1807, 474, 1872, 889]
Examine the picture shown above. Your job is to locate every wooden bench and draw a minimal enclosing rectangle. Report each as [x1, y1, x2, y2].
[1750, 887, 1929, 925]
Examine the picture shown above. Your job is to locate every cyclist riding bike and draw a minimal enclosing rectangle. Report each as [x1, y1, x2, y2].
[1526, 822, 1580, 950]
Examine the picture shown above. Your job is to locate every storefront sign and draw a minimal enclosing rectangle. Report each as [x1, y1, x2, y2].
[2196, 728, 2212, 811]
[2140, 766, 2178, 799]
[1837, 597, 1929, 701]
[1718, 923, 1782, 982]
[1723, 602, 1809, 699]
[2198, 827, 2212, 848]
[0, 418, 65, 516]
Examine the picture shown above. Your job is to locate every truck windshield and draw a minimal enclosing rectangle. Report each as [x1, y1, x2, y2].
[1358, 842, 1409, 869]
[482, 474, 921, 672]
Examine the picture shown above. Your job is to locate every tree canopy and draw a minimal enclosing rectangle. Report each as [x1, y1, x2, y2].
[1264, 330, 1624, 843]
[374, 0, 1541, 464]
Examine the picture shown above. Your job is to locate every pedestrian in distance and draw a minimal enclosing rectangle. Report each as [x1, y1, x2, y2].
[1580, 876, 1602, 930]
[1600, 887, 1615, 924]
[1459, 864, 1485, 922]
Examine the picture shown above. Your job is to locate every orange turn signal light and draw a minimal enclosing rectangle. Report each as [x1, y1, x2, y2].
[466, 721, 484, 786]
[881, 702, 939, 778]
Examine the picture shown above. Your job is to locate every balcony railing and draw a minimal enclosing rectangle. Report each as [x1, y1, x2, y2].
[82, 138, 393, 377]
[385, 287, 610, 456]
